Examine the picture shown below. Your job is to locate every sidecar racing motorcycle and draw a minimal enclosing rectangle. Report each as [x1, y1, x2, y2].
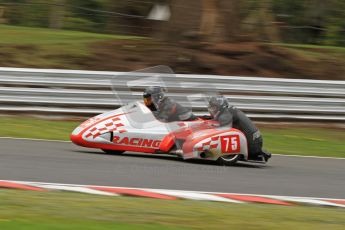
[71, 101, 270, 166]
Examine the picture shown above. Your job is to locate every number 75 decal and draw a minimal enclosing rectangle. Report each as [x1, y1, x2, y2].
[221, 135, 240, 153]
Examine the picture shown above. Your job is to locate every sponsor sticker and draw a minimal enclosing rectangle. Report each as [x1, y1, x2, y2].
[113, 136, 161, 148]
[221, 135, 240, 153]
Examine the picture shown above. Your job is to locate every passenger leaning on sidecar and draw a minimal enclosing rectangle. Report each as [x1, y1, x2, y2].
[208, 96, 271, 162]
[143, 86, 197, 122]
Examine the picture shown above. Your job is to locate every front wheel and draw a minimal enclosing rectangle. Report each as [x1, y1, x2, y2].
[217, 154, 240, 166]
[102, 149, 125, 155]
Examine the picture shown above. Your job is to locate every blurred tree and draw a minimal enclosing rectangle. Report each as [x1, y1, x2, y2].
[218, 0, 241, 42]
[200, 0, 217, 38]
[320, 0, 345, 46]
[63, 0, 108, 32]
[199, 0, 241, 42]
[68, 0, 107, 23]
[243, 0, 279, 42]
[159, 0, 202, 41]
[50, 0, 65, 29]
[17, 0, 50, 27]
[0, 0, 344, 46]
[272, 0, 345, 45]
[161, 0, 242, 42]
[0, 5, 6, 24]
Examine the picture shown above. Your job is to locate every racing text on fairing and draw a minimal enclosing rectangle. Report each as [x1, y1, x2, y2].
[113, 136, 161, 148]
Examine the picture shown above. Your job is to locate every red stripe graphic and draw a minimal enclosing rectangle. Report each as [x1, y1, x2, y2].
[89, 186, 177, 200]
[216, 194, 292, 206]
[202, 141, 211, 146]
[210, 144, 218, 148]
[211, 136, 219, 141]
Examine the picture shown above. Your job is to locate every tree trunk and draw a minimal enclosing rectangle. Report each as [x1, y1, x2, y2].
[258, 0, 279, 42]
[159, 0, 202, 42]
[219, 0, 241, 42]
[242, 0, 279, 42]
[49, 0, 65, 29]
[155, 0, 243, 42]
[199, 0, 241, 42]
[0, 6, 7, 24]
[200, 0, 218, 37]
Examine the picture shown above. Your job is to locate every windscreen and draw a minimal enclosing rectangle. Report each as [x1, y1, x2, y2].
[110, 65, 222, 151]
[111, 65, 194, 126]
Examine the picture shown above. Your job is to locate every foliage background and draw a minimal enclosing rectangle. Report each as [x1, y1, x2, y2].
[0, 0, 344, 46]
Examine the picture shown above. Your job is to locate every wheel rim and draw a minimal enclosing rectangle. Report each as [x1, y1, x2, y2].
[220, 155, 238, 162]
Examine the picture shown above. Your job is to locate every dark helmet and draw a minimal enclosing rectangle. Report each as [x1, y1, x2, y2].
[208, 96, 229, 118]
[143, 86, 166, 108]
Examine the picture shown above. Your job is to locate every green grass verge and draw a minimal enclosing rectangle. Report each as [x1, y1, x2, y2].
[0, 25, 138, 45]
[0, 25, 141, 68]
[272, 42, 345, 61]
[0, 189, 344, 230]
[261, 127, 345, 157]
[0, 116, 79, 141]
[0, 116, 344, 158]
[273, 42, 345, 52]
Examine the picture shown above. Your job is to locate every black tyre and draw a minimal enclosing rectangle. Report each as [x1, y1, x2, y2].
[217, 154, 240, 166]
[101, 149, 125, 155]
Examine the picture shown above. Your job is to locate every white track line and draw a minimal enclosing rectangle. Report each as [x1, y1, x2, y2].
[0, 137, 344, 160]
[273, 154, 345, 160]
[0, 136, 71, 143]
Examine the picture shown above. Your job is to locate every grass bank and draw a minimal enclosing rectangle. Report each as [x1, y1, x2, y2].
[1, 25, 345, 79]
[0, 25, 140, 68]
[0, 189, 344, 230]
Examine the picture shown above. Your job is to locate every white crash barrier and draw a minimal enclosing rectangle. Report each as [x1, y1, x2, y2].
[0, 67, 344, 121]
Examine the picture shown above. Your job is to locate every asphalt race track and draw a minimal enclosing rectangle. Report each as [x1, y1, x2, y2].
[1, 138, 344, 198]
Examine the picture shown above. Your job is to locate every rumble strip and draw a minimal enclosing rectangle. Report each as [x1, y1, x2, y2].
[0, 180, 344, 208]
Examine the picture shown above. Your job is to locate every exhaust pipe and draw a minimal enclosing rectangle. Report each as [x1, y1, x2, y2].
[199, 150, 215, 159]
[199, 152, 207, 159]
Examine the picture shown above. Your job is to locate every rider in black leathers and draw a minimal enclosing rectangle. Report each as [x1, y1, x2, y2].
[143, 86, 197, 122]
[208, 96, 271, 161]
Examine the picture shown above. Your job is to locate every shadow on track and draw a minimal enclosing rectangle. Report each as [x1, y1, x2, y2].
[74, 149, 266, 169]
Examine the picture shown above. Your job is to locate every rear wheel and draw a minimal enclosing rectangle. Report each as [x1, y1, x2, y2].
[217, 154, 240, 166]
[102, 149, 125, 155]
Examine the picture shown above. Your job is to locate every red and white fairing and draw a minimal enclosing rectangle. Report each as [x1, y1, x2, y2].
[71, 101, 248, 161]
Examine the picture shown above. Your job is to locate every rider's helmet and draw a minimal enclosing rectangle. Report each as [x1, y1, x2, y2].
[143, 86, 166, 108]
[208, 96, 229, 118]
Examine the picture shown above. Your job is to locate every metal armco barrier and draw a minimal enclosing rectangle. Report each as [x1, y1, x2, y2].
[0, 67, 344, 121]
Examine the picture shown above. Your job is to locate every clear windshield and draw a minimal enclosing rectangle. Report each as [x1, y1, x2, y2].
[111, 66, 177, 101]
[121, 101, 160, 128]
[111, 65, 194, 126]
[110, 66, 222, 151]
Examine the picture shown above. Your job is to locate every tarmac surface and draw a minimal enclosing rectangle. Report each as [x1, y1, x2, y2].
[1, 138, 344, 198]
